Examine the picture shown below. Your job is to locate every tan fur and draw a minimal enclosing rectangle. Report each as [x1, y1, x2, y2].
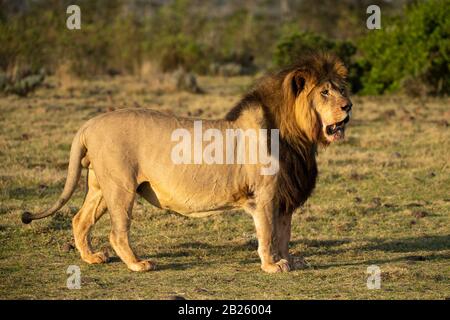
[22, 53, 352, 273]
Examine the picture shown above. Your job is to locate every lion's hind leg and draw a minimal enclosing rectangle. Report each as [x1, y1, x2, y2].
[73, 169, 108, 264]
[101, 182, 156, 272]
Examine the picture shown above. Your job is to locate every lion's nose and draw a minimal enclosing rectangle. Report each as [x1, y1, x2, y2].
[341, 102, 352, 112]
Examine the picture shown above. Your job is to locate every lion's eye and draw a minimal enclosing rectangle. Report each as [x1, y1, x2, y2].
[321, 90, 329, 96]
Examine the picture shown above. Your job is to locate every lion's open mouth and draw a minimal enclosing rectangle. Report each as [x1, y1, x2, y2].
[325, 115, 350, 141]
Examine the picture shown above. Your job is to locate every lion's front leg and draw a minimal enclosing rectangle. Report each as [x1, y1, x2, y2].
[251, 202, 290, 273]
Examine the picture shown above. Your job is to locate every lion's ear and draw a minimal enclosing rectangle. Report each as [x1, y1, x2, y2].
[282, 68, 315, 109]
[290, 69, 313, 97]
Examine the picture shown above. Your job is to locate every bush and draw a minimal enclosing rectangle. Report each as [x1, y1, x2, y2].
[273, 31, 358, 90]
[0, 7, 61, 75]
[57, 0, 144, 77]
[357, 0, 449, 95]
[0, 0, 277, 77]
[155, 34, 206, 73]
[0, 70, 45, 97]
[144, 1, 260, 74]
[0, 0, 447, 96]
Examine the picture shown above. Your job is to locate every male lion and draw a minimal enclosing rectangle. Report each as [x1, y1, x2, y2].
[22, 53, 352, 273]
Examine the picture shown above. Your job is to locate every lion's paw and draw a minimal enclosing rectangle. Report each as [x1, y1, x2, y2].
[83, 251, 109, 264]
[261, 259, 291, 273]
[128, 260, 156, 272]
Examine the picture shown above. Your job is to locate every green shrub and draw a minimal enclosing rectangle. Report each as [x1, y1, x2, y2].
[155, 34, 206, 73]
[357, 0, 449, 95]
[57, 0, 143, 77]
[0, 8, 61, 74]
[144, 1, 260, 74]
[0, 0, 274, 77]
[0, 71, 45, 97]
[273, 31, 358, 90]
[0, 0, 144, 78]
[1, 0, 446, 95]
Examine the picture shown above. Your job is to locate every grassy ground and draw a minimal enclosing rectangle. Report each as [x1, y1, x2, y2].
[0, 74, 449, 299]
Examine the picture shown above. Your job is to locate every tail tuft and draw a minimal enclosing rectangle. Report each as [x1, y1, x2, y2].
[21, 212, 33, 224]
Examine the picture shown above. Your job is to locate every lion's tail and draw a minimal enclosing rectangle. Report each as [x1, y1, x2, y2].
[21, 129, 87, 224]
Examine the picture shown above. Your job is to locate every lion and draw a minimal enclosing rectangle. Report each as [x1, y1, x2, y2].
[22, 53, 352, 273]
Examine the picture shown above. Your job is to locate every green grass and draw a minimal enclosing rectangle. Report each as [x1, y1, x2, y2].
[0, 75, 449, 299]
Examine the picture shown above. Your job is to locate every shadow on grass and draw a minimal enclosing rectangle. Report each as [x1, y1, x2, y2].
[8, 183, 65, 200]
[143, 235, 450, 256]
[311, 252, 450, 270]
[129, 235, 450, 270]
[360, 235, 450, 253]
[105, 255, 211, 271]
[287, 234, 450, 256]
[69, 235, 450, 272]
[163, 240, 257, 253]
[292, 238, 352, 247]
[294, 234, 450, 269]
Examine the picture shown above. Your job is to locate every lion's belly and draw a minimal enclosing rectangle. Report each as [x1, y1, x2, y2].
[152, 182, 238, 215]
[137, 172, 242, 216]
